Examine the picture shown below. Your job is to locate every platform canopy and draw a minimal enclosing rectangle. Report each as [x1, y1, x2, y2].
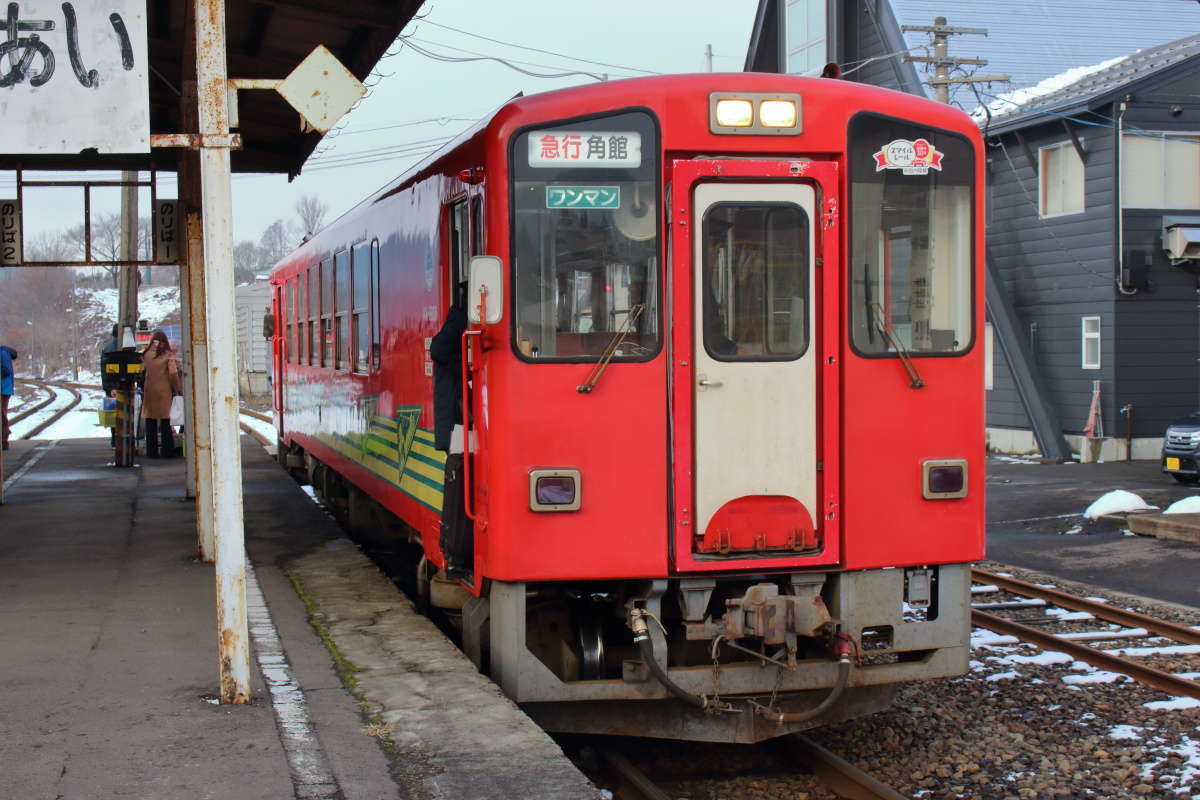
[0, 0, 424, 177]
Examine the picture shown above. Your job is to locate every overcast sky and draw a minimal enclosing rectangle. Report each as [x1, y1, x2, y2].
[229, 0, 758, 246]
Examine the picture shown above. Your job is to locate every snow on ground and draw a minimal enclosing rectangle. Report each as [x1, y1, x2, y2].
[38, 388, 111, 439]
[1083, 489, 1158, 519]
[1164, 496, 1200, 515]
[85, 285, 179, 329]
[8, 384, 80, 439]
[240, 413, 276, 443]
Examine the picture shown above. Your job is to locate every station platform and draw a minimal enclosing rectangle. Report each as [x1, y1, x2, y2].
[0, 436, 598, 800]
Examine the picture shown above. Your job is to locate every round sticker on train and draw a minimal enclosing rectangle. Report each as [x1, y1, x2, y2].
[873, 138, 944, 175]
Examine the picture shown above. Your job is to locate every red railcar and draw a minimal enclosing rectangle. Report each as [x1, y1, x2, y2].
[269, 73, 985, 743]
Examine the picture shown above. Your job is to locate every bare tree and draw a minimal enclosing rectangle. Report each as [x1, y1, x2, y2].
[233, 240, 264, 285]
[295, 193, 328, 236]
[62, 213, 153, 287]
[258, 219, 300, 271]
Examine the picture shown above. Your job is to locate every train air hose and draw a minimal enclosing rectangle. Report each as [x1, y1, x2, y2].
[630, 609, 855, 721]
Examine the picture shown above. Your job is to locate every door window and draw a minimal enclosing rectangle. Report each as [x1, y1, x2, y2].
[701, 202, 809, 360]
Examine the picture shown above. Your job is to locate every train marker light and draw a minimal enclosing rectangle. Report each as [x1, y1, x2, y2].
[759, 100, 797, 128]
[714, 99, 753, 128]
[530, 469, 581, 512]
[709, 92, 802, 135]
[922, 459, 968, 499]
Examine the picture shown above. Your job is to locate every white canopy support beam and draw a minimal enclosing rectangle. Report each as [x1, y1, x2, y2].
[194, 0, 250, 705]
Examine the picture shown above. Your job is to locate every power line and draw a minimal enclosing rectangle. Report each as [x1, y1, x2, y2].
[405, 35, 641, 80]
[416, 18, 659, 75]
[396, 36, 610, 81]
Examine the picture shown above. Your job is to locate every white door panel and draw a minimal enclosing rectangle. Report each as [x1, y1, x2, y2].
[692, 182, 817, 536]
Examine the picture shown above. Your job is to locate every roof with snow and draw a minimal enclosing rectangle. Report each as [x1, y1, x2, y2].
[891, 0, 1200, 98]
[974, 33, 1200, 134]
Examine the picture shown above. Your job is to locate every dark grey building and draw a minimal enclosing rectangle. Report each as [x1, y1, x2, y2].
[746, 1, 1200, 460]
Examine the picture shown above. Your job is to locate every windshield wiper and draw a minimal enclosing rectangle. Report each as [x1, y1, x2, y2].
[869, 301, 925, 389]
[577, 303, 645, 394]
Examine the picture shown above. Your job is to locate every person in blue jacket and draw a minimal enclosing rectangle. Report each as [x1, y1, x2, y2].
[1, 345, 17, 450]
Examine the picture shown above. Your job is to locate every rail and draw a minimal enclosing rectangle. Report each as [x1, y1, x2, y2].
[10, 380, 83, 437]
[588, 737, 910, 800]
[785, 733, 911, 800]
[972, 568, 1200, 701]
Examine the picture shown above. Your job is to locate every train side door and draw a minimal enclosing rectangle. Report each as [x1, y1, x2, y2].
[670, 160, 841, 572]
[272, 284, 284, 416]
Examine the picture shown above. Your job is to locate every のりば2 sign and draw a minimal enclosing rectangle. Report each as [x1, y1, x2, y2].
[873, 138, 944, 175]
[529, 131, 641, 169]
[0, 0, 149, 154]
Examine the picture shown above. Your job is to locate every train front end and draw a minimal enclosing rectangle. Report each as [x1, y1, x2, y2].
[461, 75, 984, 743]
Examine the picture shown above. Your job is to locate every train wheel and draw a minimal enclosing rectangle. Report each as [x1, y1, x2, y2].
[414, 556, 433, 615]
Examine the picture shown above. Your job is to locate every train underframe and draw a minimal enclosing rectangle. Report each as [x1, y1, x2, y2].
[286, 442, 972, 744]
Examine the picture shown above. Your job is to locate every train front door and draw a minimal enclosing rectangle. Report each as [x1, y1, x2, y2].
[670, 160, 840, 571]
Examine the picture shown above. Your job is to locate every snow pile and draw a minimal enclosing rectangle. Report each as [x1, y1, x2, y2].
[1082, 490, 1158, 520]
[1164, 496, 1200, 515]
[970, 56, 1125, 124]
[84, 285, 179, 329]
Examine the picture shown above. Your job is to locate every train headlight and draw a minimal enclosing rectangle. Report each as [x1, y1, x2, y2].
[922, 459, 968, 499]
[709, 92, 803, 135]
[714, 99, 754, 128]
[759, 100, 797, 128]
[529, 468, 582, 512]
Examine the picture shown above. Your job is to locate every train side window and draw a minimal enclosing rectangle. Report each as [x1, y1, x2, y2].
[285, 279, 294, 364]
[370, 239, 381, 371]
[470, 195, 484, 255]
[352, 241, 371, 373]
[335, 250, 350, 370]
[306, 265, 316, 366]
[449, 199, 469, 304]
[320, 257, 333, 367]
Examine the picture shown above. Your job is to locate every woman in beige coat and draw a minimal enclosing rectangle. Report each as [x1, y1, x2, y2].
[141, 330, 181, 458]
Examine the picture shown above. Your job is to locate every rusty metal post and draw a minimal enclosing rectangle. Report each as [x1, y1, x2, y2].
[179, 82, 215, 557]
[195, 0, 249, 704]
[185, 213, 216, 558]
[178, 243, 196, 497]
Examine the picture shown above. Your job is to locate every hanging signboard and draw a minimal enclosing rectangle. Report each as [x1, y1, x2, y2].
[154, 199, 179, 263]
[1, 200, 21, 265]
[0, 0, 149, 154]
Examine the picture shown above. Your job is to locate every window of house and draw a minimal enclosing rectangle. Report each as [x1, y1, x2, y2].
[785, 0, 826, 75]
[320, 258, 333, 367]
[1081, 316, 1101, 370]
[1122, 133, 1200, 208]
[1039, 142, 1084, 217]
[335, 250, 350, 370]
[984, 321, 994, 390]
[351, 241, 371, 373]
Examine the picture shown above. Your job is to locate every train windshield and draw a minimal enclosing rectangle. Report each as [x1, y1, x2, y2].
[511, 110, 659, 361]
[848, 114, 974, 356]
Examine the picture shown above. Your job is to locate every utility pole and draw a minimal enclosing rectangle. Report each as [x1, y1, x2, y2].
[115, 170, 139, 466]
[704, 43, 713, 72]
[902, 17, 1008, 104]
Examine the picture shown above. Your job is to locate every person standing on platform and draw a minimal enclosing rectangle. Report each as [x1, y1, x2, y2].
[1, 345, 16, 451]
[431, 284, 471, 579]
[141, 330, 180, 458]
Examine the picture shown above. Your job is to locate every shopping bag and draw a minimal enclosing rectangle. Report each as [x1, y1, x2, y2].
[169, 395, 185, 427]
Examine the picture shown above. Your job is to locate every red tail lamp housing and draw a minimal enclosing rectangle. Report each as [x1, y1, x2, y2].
[922, 459, 968, 499]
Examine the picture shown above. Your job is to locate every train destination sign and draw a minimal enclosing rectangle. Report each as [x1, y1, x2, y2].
[545, 185, 620, 209]
[529, 131, 641, 169]
[0, 0, 149, 154]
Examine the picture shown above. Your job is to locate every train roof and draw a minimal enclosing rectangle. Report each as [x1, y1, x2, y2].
[274, 72, 977, 277]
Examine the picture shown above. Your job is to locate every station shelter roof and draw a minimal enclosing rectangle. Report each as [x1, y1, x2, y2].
[0, 0, 425, 178]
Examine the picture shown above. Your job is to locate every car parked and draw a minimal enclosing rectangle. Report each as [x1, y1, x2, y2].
[1161, 411, 1200, 483]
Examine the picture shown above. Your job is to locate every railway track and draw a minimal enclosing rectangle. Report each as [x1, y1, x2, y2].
[10, 380, 84, 438]
[971, 568, 1200, 700]
[588, 733, 909, 800]
[239, 407, 274, 445]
